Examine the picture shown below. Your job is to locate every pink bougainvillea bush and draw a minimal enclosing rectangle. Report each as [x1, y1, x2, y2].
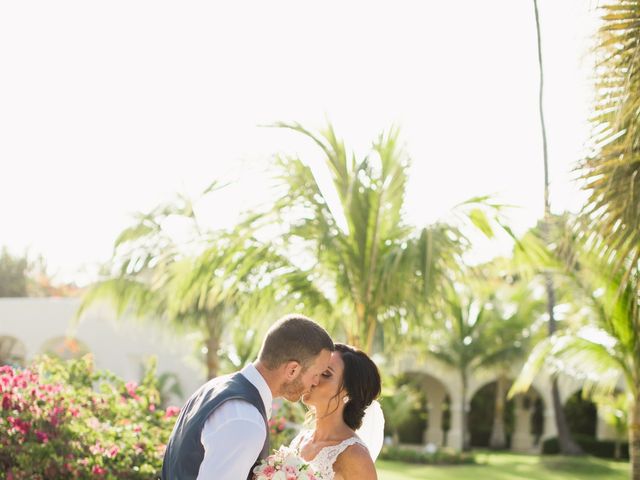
[0, 355, 180, 479]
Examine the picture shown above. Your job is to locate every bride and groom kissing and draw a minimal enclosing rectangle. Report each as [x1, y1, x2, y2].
[161, 314, 382, 480]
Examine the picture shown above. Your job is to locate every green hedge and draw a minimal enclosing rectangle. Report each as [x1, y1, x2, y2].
[542, 434, 629, 460]
[379, 446, 475, 465]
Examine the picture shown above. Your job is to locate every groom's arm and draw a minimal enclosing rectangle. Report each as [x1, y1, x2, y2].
[196, 400, 267, 480]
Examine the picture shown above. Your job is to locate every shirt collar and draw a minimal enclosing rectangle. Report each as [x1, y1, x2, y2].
[241, 362, 273, 419]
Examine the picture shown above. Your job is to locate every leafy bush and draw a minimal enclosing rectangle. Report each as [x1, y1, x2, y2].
[542, 435, 629, 460]
[268, 398, 307, 449]
[378, 446, 475, 465]
[0, 355, 180, 479]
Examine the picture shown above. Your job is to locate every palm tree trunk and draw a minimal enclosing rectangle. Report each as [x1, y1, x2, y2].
[490, 376, 508, 449]
[205, 334, 220, 379]
[546, 272, 582, 455]
[462, 371, 470, 451]
[364, 316, 377, 355]
[533, 0, 582, 456]
[631, 393, 640, 480]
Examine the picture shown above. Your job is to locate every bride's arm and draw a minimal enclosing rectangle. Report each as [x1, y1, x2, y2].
[333, 444, 377, 480]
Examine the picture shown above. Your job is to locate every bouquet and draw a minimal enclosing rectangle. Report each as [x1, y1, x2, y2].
[253, 446, 321, 480]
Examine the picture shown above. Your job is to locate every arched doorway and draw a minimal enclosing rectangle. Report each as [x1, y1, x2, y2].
[398, 371, 452, 447]
[564, 389, 597, 438]
[469, 380, 515, 449]
[469, 379, 545, 452]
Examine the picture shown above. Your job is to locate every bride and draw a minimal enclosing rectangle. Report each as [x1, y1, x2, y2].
[288, 343, 382, 480]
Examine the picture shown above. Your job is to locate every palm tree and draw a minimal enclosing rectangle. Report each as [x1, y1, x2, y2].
[483, 275, 546, 449]
[512, 232, 640, 478]
[577, 2, 640, 474]
[78, 187, 326, 379]
[579, 1, 640, 278]
[532, 0, 584, 455]
[427, 284, 531, 451]
[270, 123, 504, 354]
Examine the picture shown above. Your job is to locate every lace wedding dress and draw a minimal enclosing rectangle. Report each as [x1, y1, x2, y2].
[289, 430, 368, 480]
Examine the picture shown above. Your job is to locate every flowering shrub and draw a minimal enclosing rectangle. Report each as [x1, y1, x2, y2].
[269, 399, 306, 449]
[0, 355, 180, 479]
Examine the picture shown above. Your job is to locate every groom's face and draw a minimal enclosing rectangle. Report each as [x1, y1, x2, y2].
[281, 349, 332, 402]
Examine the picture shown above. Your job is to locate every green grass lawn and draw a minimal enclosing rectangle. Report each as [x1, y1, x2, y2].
[377, 451, 630, 480]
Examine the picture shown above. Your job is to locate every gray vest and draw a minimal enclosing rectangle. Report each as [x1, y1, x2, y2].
[161, 372, 270, 480]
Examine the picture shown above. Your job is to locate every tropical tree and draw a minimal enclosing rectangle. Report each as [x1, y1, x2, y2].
[512, 230, 640, 477]
[531, 0, 583, 455]
[0, 247, 28, 297]
[426, 281, 533, 451]
[480, 274, 546, 449]
[596, 392, 629, 460]
[269, 123, 504, 354]
[576, 1, 640, 475]
[78, 186, 327, 379]
[579, 0, 640, 278]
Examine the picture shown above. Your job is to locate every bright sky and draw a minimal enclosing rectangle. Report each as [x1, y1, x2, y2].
[0, 1, 598, 286]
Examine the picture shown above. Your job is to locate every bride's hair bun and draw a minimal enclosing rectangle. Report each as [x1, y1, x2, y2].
[335, 344, 381, 430]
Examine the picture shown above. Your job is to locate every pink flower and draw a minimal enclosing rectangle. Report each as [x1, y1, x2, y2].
[90, 442, 104, 455]
[164, 406, 180, 418]
[259, 465, 275, 477]
[2, 394, 11, 410]
[125, 381, 140, 400]
[148, 403, 156, 412]
[36, 431, 49, 443]
[107, 445, 119, 458]
[7, 416, 30, 435]
[92, 465, 106, 475]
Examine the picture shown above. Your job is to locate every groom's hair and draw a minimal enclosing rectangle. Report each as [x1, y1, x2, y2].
[258, 314, 334, 370]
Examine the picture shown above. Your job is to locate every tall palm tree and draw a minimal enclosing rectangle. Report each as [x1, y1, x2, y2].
[532, 0, 583, 455]
[512, 231, 640, 478]
[482, 274, 546, 449]
[78, 187, 326, 379]
[577, 2, 640, 475]
[579, 1, 640, 277]
[427, 284, 531, 451]
[270, 123, 503, 354]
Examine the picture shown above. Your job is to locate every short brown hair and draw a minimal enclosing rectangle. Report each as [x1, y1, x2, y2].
[258, 314, 334, 370]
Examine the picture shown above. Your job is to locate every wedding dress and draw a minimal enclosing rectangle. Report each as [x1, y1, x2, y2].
[289, 430, 368, 480]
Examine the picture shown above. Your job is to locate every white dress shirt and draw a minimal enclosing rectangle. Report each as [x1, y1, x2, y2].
[196, 363, 273, 480]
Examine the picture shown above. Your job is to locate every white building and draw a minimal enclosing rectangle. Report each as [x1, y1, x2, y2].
[0, 297, 204, 407]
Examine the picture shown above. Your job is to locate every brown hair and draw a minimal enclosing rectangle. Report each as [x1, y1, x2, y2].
[258, 314, 334, 370]
[334, 343, 381, 430]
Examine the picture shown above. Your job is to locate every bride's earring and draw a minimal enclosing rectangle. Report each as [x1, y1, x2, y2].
[343, 396, 350, 404]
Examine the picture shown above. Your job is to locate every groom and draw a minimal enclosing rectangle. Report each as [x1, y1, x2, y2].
[161, 314, 334, 480]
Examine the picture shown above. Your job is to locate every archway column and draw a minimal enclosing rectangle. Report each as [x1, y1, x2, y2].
[446, 396, 467, 450]
[511, 395, 535, 452]
[424, 390, 446, 446]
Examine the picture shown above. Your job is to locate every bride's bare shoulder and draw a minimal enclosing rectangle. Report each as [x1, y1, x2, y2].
[333, 442, 377, 480]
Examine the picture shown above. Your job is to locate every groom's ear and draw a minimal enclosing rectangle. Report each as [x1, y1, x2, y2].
[283, 361, 302, 379]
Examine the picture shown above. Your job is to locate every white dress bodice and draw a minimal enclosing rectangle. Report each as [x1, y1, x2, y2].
[289, 429, 368, 480]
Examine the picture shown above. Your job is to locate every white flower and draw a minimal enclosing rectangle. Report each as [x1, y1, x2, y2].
[272, 471, 287, 480]
[283, 453, 304, 469]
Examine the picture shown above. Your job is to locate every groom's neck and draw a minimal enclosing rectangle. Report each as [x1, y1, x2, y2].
[253, 361, 279, 398]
